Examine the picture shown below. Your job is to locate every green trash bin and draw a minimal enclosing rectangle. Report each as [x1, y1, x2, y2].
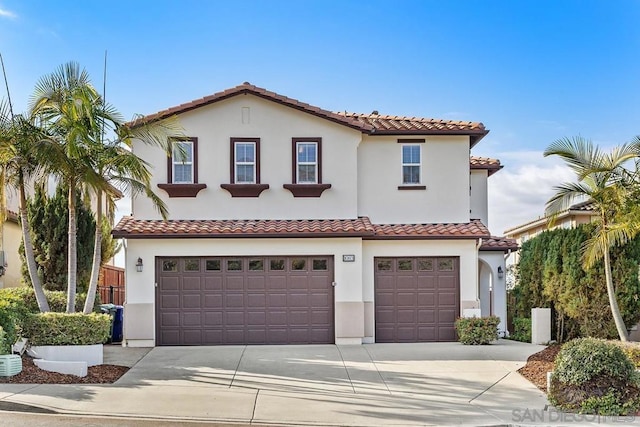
[99, 303, 116, 344]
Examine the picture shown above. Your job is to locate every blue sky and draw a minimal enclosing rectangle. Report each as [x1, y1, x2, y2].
[1, 0, 640, 236]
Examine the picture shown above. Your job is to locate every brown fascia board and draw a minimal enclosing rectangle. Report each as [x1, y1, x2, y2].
[470, 164, 503, 176]
[363, 234, 488, 241]
[111, 231, 373, 239]
[128, 87, 373, 134]
[368, 128, 489, 146]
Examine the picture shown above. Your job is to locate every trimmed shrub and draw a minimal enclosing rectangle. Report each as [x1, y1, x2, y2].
[22, 313, 110, 346]
[613, 342, 640, 369]
[549, 338, 640, 415]
[510, 317, 532, 343]
[0, 326, 8, 355]
[455, 316, 500, 345]
[0, 287, 101, 314]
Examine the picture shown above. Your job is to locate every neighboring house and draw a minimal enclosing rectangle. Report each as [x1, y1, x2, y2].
[113, 82, 517, 347]
[504, 200, 595, 263]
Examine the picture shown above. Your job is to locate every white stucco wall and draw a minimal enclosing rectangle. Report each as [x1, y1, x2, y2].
[132, 95, 362, 221]
[470, 170, 488, 226]
[478, 251, 508, 336]
[357, 135, 471, 224]
[0, 221, 22, 288]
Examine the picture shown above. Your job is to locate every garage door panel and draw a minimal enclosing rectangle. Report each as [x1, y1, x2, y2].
[375, 256, 459, 343]
[161, 312, 180, 327]
[247, 276, 265, 290]
[157, 256, 334, 345]
[204, 294, 223, 308]
[182, 294, 201, 309]
[204, 311, 223, 325]
[226, 276, 244, 290]
[161, 295, 180, 309]
[182, 277, 201, 291]
[183, 312, 201, 326]
[161, 277, 180, 291]
[204, 277, 222, 290]
[247, 311, 266, 325]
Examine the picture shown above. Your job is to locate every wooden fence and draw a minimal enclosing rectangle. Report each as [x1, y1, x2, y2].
[98, 264, 125, 305]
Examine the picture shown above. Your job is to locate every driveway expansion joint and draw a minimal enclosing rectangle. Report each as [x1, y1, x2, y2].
[468, 372, 509, 403]
[363, 345, 392, 395]
[229, 345, 247, 388]
[335, 345, 356, 394]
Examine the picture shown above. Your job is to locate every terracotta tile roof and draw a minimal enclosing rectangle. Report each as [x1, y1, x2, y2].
[128, 82, 372, 133]
[480, 236, 519, 251]
[112, 216, 376, 238]
[367, 219, 490, 240]
[113, 217, 493, 240]
[470, 156, 503, 176]
[337, 112, 488, 144]
[128, 82, 488, 142]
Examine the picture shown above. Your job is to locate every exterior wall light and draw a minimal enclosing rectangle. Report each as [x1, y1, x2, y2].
[497, 266, 504, 279]
[136, 257, 143, 273]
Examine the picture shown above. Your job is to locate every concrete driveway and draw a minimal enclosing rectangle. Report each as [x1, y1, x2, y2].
[0, 340, 550, 426]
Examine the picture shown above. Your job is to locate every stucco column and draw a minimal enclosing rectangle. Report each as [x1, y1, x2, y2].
[493, 265, 508, 336]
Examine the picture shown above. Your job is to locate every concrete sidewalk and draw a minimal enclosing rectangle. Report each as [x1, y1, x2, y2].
[0, 340, 551, 426]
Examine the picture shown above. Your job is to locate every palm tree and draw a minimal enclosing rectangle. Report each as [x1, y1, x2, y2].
[544, 136, 638, 341]
[0, 101, 50, 312]
[82, 140, 170, 314]
[30, 62, 181, 313]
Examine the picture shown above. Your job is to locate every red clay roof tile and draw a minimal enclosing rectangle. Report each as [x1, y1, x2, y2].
[480, 236, 519, 251]
[469, 156, 503, 176]
[128, 82, 489, 142]
[112, 217, 494, 240]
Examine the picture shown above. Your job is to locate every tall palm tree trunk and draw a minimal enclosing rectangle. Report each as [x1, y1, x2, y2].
[19, 176, 49, 312]
[84, 190, 102, 314]
[66, 184, 77, 313]
[603, 248, 629, 341]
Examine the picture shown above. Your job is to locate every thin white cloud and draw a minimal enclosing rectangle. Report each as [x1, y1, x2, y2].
[486, 151, 574, 235]
[0, 7, 16, 19]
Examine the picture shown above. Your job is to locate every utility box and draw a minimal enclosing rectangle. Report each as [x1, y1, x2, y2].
[0, 354, 22, 377]
[531, 308, 551, 345]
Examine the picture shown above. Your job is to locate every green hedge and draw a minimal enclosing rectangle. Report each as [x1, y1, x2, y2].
[0, 326, 8, 355]
[549, 338, 640, 415]
[510, 317, 532, 343]
[455, 316, 500, 345]
[23, 312, 111, 346]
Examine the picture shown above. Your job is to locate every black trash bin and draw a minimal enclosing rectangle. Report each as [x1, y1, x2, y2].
[112, 305, 124, 343]
[99, 304, 116, 344]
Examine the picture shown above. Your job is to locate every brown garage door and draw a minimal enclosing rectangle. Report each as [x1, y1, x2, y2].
[156, 256, 334, 345]
[375, 257, 459, 342]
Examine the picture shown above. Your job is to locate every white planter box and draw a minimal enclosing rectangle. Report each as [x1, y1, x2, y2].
[27, 344, 103, 367]
[34, 359, 87, 377]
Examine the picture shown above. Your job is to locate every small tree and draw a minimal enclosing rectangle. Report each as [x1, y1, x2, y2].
[20, 185, 96, 292]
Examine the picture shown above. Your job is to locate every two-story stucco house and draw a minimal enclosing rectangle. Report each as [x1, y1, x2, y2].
[113, 83, 517, 347]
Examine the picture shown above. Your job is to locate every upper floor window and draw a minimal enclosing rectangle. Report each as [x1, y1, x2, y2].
[231, 138, 259, 184]
[220, 137, 268, 197]
[171, 138, 197, 184]
[158, 137, 207, 197]
[283, 137, 331, 197]
[295, 139, 319, 184]
[401, 144, 421, 185]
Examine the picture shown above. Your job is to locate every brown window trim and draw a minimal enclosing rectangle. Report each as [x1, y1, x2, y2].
[158, 183, 207, 197]
[221, 183, 269, 197]
[159, 137, 206, 197]
[222, 137, 268, 197]
[397, 185, 426, 190]
[283, 183, 331, 197]
[285, 137, 330, 197]
[396, 138, 425, 143]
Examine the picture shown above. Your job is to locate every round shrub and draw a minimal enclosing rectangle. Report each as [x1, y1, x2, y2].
[549, 338, 640, 415]
[455, 316, 500, 345]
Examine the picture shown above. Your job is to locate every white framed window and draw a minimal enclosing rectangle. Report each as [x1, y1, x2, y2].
[401, 144, 421, 185]
[234, 141, 256, 184]
[172, 140, 194, 184]
[296, 141, 318, 184]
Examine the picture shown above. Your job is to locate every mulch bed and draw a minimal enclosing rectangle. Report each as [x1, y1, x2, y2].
[0, 354, 129, 384]
[517, 344, 562, 391]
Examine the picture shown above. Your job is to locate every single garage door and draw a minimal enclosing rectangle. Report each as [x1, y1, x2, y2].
[375, 257, 459, 342]
[156, 256, 334, 345]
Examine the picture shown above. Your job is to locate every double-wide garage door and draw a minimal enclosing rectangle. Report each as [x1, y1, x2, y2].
[156, 256, 334, 345]
[375, 257, 460, 342]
